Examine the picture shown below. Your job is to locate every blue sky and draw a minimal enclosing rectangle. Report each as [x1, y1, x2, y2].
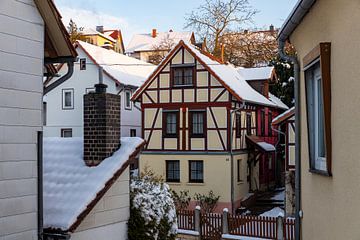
[55, 0, 297, 44]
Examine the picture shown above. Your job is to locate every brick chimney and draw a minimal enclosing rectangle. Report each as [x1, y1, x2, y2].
[269, 24, 275, 32]
[83, 67, 121, 166]
[152, 28, 157, 38]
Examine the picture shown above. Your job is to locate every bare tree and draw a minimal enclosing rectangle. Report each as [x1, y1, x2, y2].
[148, 35, 176, 65]
[67, 19, 83, 44]
[185, 0, 257, 57]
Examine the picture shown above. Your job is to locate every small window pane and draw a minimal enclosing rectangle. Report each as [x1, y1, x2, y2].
[192, 112, 204, 135]
[317, 78, 325, 158]
[65, 92, 72, 107]
[166, 160, 180, 182]
[125, 91, 131, 109]
[189, 161, 203, 182]
[61, 129, 72, 138]
[174, 69, 183, 85]
[166, 113, 177, 135]
[246, 113, 252, 135]
[184, 68, 193, 85]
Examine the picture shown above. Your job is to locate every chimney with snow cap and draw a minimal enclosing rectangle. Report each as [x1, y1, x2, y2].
[83, 67, 121, 166]
[96, 25, 104, 33]
[152, 29, 157, 38]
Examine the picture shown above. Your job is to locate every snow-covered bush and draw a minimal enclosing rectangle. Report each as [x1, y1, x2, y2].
[128, 170, 177, 240]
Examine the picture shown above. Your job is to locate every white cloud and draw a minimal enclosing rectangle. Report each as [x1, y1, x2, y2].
[58, 6, 145, 45]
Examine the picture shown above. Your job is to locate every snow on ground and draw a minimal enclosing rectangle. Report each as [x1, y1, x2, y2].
[260, 207, 284, 218]
[43, 137, 144, 230]
[271, 190, 285, 201]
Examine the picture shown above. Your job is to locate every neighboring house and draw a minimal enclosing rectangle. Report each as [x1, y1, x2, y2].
[132, 40, 288, 213]
[272, 107, 295, 216]
[220, 26, 278, 67]
[0, 0, 76, 239]
[43, 40, 155, 138]
[279, 0, 360, 239]
[80, 26, 125, 54]
[126, 29, 195, 63]
[43, 84, 145, 240]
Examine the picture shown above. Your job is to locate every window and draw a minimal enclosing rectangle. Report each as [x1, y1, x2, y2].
[189, 160, 204, 183]
[172, 67, 194, 86]
[261, 110, 265, 136]
[125, 90, 132, 110]
[80, 58, 86, 70]
[306, 63, 327, 172]
[130, 129, 136, 137]
[166, 160, 180, 182]
[163, 111, 178, 137]
[304, 43, 331, 175]
[62, 89, 74, 109]
[246, 113, 252, 135]
[237, 159, 243, 182]
[268, 154, 273, 170]
[268, 112, 273, 137]
[235, 114, 241, 138]
[61, 128, 72, 138]
[190, 110, 206, 137]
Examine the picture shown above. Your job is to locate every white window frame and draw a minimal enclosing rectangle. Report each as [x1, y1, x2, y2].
[62, 89, 74, 110]
[306, 62, 327, 172]
[124, 90, 132, 110]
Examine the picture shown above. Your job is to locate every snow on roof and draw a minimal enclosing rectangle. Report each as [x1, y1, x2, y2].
[77, 40, 156, 87]
[81, 28, 116, 43]
[238, 66, 274, 81]
[257, 142, 276, 151]
[43, 137, 144, 230]
[184, 43, 276, 107]
[269, 93, 289, 110]
[272, 106, 295, 125]
[126, 31, 193, 53]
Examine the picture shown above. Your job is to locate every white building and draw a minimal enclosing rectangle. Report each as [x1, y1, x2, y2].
[43, 40, 155, 138]
[126, 29, 195, 63]
[0, 0, 77, 239]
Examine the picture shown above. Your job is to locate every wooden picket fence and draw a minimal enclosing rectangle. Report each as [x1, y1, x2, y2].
[177, 210, 295, 240]
[228, 215, 278, 239]
[177, 209, 195, 230]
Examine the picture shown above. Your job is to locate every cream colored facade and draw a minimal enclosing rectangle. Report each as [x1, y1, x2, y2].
[288, 0, 360, 238]
[136, 44, 261, 212]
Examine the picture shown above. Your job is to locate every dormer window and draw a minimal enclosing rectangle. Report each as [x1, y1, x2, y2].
[171, 66, 194, 86]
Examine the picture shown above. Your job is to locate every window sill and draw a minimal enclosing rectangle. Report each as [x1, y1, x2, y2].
[309, 168, 332, 177]
[172, 85, 194, 88]
[237, 181, 245, 185]
[186, 182, 205, 186]
[125, 107, 132, 111]
[167, 181, 181, 185]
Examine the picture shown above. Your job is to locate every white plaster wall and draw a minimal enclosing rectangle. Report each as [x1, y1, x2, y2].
[0, 0, 43, 239]
[43, 47, 141, 138]
[72, 167, 130, 240]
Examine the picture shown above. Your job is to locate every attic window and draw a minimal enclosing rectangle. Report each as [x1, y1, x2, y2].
[171, 67, 194, 86]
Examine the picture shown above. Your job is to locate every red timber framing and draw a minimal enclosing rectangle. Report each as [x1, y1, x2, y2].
[135, 41, 284, 157]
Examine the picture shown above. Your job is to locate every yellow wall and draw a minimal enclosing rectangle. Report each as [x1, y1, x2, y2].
[140, 153, 249, 207]
[289, 0, 360, 238]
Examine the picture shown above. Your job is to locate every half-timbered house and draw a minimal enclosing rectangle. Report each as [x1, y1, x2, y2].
[132, 40, 287, 212]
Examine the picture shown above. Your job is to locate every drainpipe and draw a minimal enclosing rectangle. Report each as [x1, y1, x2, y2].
[272, 125, 286, 188]
[278, 40, 301, 240]
[37, 131, 43, 240]
[229, 102, 245, 214]
[44, 57, 78, 95]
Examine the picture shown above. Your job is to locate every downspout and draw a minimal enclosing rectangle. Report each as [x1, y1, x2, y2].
[272, 125, 286, 188]
[278, 40, 301, 240]
[44, 57, 78, 95]
[230, 102, 245, 214]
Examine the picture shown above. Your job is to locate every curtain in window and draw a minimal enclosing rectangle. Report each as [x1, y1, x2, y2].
[192, 112, 204, 135]
[166, 113, 177, 134]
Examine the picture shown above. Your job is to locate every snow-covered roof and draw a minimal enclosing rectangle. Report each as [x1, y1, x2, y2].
[133, 41, 276, 107]
[238, 66, 275, 81]
[77, 40, 156, 87]
[126, 31, 194, 53]
[184, 43, 276, 107]
[257, 142, 276, 151]
[81, 28, 116, 43]
[43, 137, 144, 231]
[269, 93, 289, 110]
[272, 106, 295, 125]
